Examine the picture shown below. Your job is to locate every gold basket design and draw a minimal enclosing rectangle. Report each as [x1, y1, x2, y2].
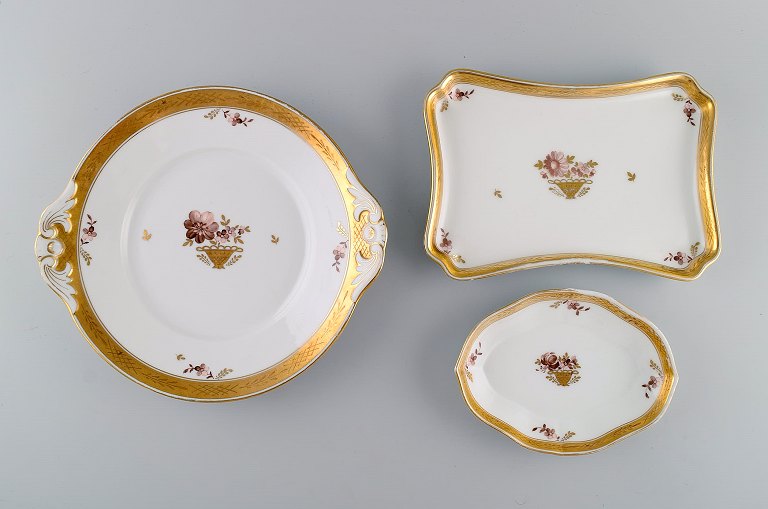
[548, 179, 592, 199]
[551, 370, 575, 386]
[196, 245, 243, 269]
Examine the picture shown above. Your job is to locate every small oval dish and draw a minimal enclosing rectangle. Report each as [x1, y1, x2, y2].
[456, 289, 677, 455]
[425, 69, 719, 280]
[36, 87, 387, 401]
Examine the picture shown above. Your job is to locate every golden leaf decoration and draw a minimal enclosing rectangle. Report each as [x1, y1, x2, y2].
[336, 221, 349, 239]
[142, 229, 152, 241]
[627, 172, 636, 181]
[271, 235, 280, 244]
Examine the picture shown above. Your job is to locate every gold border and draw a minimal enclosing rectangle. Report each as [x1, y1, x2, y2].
[424, 69, 720, 280]
[39, 87, 385, 401]
[455, 289, 677, 455]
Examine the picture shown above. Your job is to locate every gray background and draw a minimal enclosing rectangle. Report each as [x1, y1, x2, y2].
[1, 1, 765, 507]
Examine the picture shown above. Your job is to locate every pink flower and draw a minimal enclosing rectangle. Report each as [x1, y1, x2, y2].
[439, 229, 453, 253]
[80, 215, 97, 245]
[184, 363, 213, 379]
[560, 353, 578, 370]
[643, 375, 661, 397]
[543, 151, 569, 177]
[80, 228, 97, 245]
[197, 364, 211, 378]
[683, 100, 696, 125]
[571, 162, 595, 178]
[539, 352, 560, 371]
[228, 112, 244, 125]
[184, 210, 219, 243]
[216, 225, 235, 243]
[450, 88, 474, 101]
[666, 251, 691, 265]
[468, 348, 482, 366]
[332, 241, 348, 272]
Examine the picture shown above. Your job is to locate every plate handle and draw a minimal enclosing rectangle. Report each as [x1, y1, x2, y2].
[346, 169, 387, 301]
[35, 180, 79, 311]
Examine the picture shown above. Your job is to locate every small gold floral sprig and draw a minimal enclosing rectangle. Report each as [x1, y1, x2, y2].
[532, 424, 575, 442]
[642, 359, 664, 399]
[550, 300, 590, 315]
[204, 108, 221, 119]
[664, 241, 700, 266]
[465, 342, 482, 382]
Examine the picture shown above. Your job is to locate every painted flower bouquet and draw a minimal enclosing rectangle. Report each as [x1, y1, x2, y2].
[535, 351, 581, 387]
[182, 210, 251, 269]
[534, 151, 598, 199]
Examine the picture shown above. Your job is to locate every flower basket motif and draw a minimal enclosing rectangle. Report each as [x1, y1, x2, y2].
[534, 151, 599, 199]
[551, 369, 575, 386]
[182, 210, 251, 270]
[548, 178, 592, 199]
[196, 245, 243, 269]
[535, 351, 581, 387]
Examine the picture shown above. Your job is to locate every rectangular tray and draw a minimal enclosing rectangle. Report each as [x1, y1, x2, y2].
[424, 69, 719, 280]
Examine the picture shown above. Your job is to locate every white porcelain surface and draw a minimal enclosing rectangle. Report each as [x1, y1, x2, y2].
[82, 108, 347, 376]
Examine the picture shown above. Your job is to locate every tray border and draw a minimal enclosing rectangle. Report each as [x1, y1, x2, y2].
[424, 69, 720, 280]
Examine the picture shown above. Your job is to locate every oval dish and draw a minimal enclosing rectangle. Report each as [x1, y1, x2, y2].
[35, 87, 387, 401]
[456, 289, 677, 455]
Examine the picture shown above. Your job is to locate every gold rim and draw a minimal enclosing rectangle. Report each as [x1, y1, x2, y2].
[39, 87, 384, 401]
[424, 69, 720, 280]
[455, 289, 677, 455]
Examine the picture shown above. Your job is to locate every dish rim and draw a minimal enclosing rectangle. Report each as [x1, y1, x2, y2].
[35, 86, 387, 402]
[424, 68, 720, 280]
[455, 288, 678, 455]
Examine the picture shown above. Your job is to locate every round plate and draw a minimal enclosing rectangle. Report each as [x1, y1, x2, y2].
[36, 87, 387, 401]
[457, 289, 677, 455]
